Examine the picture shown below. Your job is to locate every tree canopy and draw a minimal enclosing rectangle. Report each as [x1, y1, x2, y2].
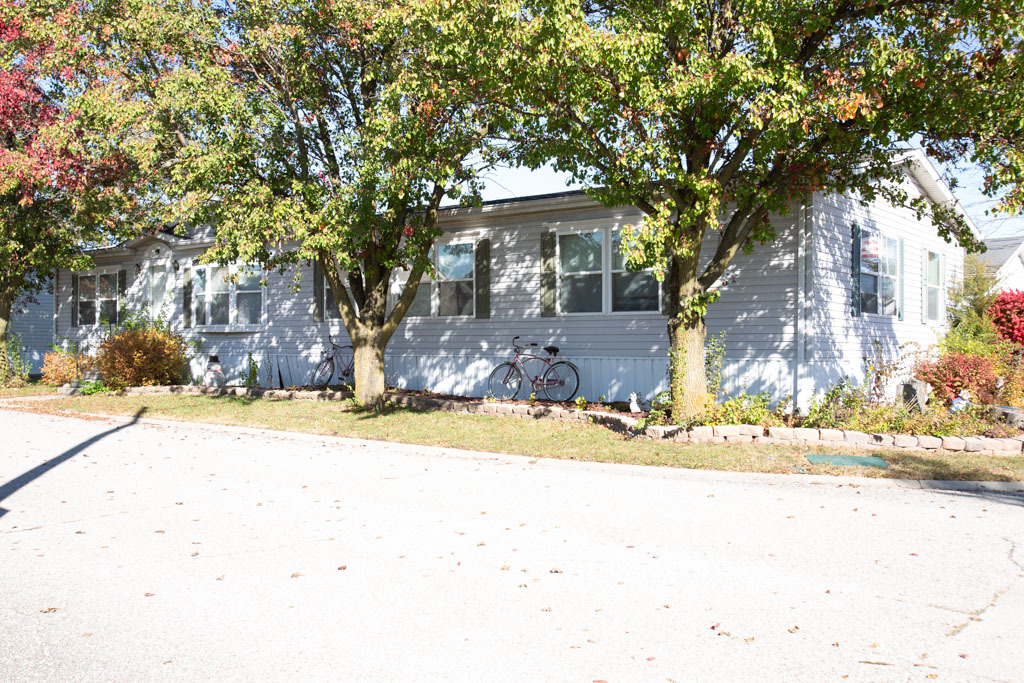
[494, 0, 1024, 416]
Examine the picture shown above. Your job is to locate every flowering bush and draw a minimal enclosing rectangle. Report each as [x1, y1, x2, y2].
[41, 349, 95, 386]
[914, 352, 999, 405]
[96, 321, 188, 391]
[989, 290, 1024, 345]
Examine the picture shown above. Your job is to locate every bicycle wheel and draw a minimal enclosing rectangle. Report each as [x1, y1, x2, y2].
[487, 362, 522, 400]
[541, 361, 579, 402]
[310, 357, 335, 389]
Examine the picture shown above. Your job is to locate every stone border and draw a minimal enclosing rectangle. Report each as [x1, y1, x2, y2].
[120, 385, 1024, 456]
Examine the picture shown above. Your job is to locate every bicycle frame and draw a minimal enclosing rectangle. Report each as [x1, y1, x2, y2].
[504, 345, 559, 390]
[324, 335, 354, 377]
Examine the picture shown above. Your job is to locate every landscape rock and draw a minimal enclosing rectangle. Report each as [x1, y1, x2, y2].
[767, 427, 795, 440]
[712, 425, 741, 438]
[818, 429, 844, 442]
[794, 427, 820, 442]
[843, 430, 870, 444]
[870, 433, 894, 447]
[917, 435, 942, 450]
[893, 434, 918, 449]
[941, 436, 966, 451]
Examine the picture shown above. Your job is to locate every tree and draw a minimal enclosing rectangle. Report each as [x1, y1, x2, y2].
[0, 3, 133, 380]
[500, 0, 1024, 418]
[87, 0, 497, 407]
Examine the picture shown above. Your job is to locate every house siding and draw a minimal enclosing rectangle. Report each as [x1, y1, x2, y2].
[804, 177, 964, 408]
[9, 286, 54, 374]
[54, 198, 799, 402]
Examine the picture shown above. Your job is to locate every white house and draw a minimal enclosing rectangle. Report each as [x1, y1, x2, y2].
[8, 288, 54, 375]
[982, 236, 1024, 292]
[53, 150, 968, 409]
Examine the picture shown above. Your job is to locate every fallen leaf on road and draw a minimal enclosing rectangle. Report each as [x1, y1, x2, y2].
[40, 607, 57, 613]
[144, 593, 154, 597]
[960, 653, 969, 658]
[337, 566, 347, 570]
[82, 633, 92, 637]
[744, 637, 755, 643]
[216, 575, 225, 581]
[710, 623, 720, 630]
[501, 566, 510, 571]
[191, 552, 198, 557]
[646, 657, 655, 661]
[550, 568, 562, 574]
[75, 531, 85, 535]
[788, 626, 800, 633]
[541, 607, 552, 612]
[154, 530, 165, 534]
[290, 572, 302, 578]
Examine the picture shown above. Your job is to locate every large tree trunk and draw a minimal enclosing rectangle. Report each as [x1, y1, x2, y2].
[0, 289, 14, 381]
[666, 254, 709, 421]
[351, 338, 387, 410]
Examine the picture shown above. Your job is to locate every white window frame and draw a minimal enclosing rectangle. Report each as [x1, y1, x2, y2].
[191, 263, 268, 332]
[924, 249, 945, 323]
[859, 228, 900, 318]
[390, 239, 476, 318]
[322, 274, 358, 321]
[552, 220, 662, 316]
[75, 267, 123, 328]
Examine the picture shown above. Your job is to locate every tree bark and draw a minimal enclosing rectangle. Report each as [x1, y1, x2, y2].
[0, 289, 14, 381]
[352, 337, 387, 410]
[666, 254, 709, 421]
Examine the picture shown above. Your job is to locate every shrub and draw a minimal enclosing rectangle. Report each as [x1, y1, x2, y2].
[914, 352, 998, 405]
[1, 332, 31, 387]
[989, 289, 1024, 345]
[804, 377, 867, 429]
[702, 392, 782, 427]
[41, 349, 96, 385]
[96, 320, 188, 391]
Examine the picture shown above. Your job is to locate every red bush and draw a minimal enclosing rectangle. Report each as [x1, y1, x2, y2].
[989, 290, 1024, 344]
[915, 352, 998, 405]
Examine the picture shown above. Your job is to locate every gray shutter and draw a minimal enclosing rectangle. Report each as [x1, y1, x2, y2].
[71, 274, 79, 327]
[117, 269, 127, 325]
[313, 260, 324, 322]
[897, 238, 905, 321]
[540, 231, 556, 317]
[183, 268, 193, 328]
[850, 224, 862, 317]
[921, 249, 928, 324]
[475, 238, 490, 319]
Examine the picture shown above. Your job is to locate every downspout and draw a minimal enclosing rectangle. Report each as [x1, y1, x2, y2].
[52, 270, 58, 350]
[793, 201, 809, 414]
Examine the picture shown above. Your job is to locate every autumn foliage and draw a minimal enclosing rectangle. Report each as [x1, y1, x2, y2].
[915, 352, 999, 405]
[41, 349, 95, 386]
[988, 290, 1024, 345]
[96, 325, 188, 391]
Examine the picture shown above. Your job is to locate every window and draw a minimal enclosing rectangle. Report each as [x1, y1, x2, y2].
[192, 264, 266, 328]
[76, 271, 122, 326]
[924, 250, 944, 322]
[555, 226, 660, 314]
[322, 277, 357, 320]
[859, 229, 899, 316]
[392, 242, 475, 318]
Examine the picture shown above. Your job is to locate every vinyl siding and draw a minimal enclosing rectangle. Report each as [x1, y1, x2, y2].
[9, 287, 54, 374]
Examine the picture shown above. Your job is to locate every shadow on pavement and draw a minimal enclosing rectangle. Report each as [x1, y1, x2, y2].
[0, 407, 147, 519]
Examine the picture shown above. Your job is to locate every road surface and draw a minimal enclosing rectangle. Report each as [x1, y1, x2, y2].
[1, 408, 1022, 681]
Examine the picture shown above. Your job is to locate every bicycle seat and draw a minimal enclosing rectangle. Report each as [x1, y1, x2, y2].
[543, 345, 560, 357]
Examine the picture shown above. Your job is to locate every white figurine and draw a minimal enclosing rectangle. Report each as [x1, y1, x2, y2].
[629, 392, 643, 413]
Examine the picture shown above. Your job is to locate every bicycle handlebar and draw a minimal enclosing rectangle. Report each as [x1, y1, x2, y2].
[512, 335, 537, 350]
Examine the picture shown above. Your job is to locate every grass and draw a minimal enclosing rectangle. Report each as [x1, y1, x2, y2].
[7, 393, 1024, 482]
[0, 381, 59, 398]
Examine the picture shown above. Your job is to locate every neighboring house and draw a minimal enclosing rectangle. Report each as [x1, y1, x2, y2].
[54, 150, 968, 409]
[8, 287, 54, 376]
[982, 236, 1024, 291]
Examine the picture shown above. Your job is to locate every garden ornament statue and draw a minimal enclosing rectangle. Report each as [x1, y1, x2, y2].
[203, 356, 226, 387]
[950, 390, 971, 413]
[629, 392, 643, 413]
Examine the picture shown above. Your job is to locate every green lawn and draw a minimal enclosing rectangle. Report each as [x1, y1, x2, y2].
[11, 393, 1024, 482]
[0, 382, 59, 399]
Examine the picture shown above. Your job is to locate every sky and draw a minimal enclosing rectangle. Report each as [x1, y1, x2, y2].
[477, 162, 1024, 241]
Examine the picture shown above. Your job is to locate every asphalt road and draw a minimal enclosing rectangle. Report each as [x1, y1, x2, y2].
[1, 408, 1022, 682]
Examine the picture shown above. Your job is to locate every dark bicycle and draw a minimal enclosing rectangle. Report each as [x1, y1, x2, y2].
[487, 336, 580, 402]
[310, 334, 354, 389]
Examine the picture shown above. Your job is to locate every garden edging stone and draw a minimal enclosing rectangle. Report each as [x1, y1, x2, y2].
[120, 385, 1024, 456]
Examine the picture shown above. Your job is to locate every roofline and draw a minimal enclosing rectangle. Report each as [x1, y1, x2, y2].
[896, 149, 981, 240]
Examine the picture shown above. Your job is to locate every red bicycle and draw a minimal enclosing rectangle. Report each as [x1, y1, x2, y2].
[487, 336, 580, 402]
[310, 334, 354, 389]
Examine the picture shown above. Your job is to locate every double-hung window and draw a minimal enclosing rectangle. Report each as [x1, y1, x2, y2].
[924, 250, 944, 322]
[76, 271, 122, 326]
[555, 226, 660, 314]
[859, 229, 899, 316]
[191, 264, 266, 328]
[322, 277, 358, 319]
[394, 242, 476, 318]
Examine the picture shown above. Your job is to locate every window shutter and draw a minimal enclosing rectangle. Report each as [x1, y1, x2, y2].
[939, 253, 946, 322]
[897, 238, 905, 321]
[71, 274, 79, 327]
[313, 260, 324, 323]
[540, 231, 556, 317]
[475, 238, 490, 319]
[850, 224, 862, 317]
[183, 268, 193, 329]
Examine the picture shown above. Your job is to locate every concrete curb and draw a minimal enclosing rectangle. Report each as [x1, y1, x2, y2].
[114, 385, 1024, 458]
[31, 409, 1024, 496]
